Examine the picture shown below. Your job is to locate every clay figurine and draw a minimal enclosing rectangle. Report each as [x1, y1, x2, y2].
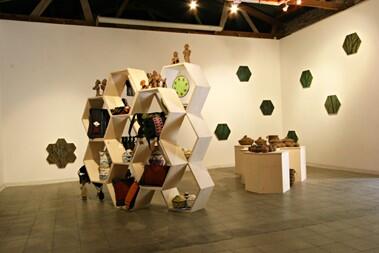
[100, 79, 107, 94]
[238, 135, 254, 146]
[140, 80, 148, 89]
[183, 44, 191, 63]
[92, 79, 102, 96]
[147, 71, 167, 88]
[171, 51, 180, 64]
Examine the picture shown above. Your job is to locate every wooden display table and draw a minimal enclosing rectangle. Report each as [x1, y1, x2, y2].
[235, 146, 307, 184]
[241, 151, 290, 194]
[279, 147, 307, 182]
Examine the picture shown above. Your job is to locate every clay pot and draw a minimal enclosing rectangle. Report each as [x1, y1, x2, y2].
[267, 135, 280, 144]
[255, 137, 267, 146]
[239, 135, 254, 146]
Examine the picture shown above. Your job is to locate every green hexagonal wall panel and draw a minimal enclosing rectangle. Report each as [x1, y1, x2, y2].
[343, 32, 361, 55]
[260, 100, 275, 116]
[287, 130, 299, 143]
[324, 95, 341, 115]
[214, 123, 231, 141]
[300, 70, 313, 88]
[236, 66, 252, 82]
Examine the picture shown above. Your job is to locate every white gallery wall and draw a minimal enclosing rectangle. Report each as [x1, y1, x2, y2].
[280, 0, 379, 173]
[0, 20, 283, 184]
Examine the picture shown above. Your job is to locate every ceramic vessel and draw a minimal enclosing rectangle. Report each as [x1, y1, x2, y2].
[238, 135, 254, 145]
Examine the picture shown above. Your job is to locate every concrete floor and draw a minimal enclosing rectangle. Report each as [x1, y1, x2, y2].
[1, 167, 379, 253]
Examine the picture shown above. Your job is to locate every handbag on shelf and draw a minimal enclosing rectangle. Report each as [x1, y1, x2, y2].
[130, 112, 166, 146]
[140, 145, 170, 187]
[112, 172, 135, 207]
[125, 182, 139, 210]
[87, 108, 110, 139]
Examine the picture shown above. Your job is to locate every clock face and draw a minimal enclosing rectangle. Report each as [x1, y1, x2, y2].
[172, 75, 190, 98]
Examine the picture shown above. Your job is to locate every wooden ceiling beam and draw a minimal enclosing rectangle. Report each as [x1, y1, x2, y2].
[30, 0, 52, 17]
[80, 0, 94, 24]
[0, 13, 88, 25]
[116, 0, 129, 18]
[287, 0, 345, 10]
[240, 9, 259, 33]
[240, 4, 280, 26]
[219, 0, 229, 30]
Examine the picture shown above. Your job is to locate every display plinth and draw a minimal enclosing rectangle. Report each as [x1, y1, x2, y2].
[242, 151, 290, 194]
[278, 146, 307, 182]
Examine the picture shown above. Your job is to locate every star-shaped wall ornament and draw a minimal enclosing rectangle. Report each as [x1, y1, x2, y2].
[46, 138, 77, 169]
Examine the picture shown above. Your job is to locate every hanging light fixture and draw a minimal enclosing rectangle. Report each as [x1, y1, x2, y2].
[189, 0, 198, 10]
[296, 0, 302, 4]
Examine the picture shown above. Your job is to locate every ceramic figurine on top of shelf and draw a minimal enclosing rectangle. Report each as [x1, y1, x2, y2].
[171, 51, 180, 64]
[140, 80, 148, 89]
[92, 79, 102, 96]
[147, 71, 167, 88]
[100, 79, 107, 93]
[183, 44, 191, 63]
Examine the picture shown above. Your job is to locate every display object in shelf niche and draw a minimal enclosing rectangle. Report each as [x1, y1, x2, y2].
[77, 165, 105, 201]
[172, 192, 196, 210]
[126, 80, 135, 96]
[112, 171, 135, 207]
[87, 108, 110, 139]
[183, 44, 191, 63]
[140, 145, 170, 187]
[290, 169, 296, 187]
[92, 79, 107, 96]
[238, 135, 254, 145]
[131, 112, 166, 146]
[99, 149, 111, 181]
[171, 51, 180, 64]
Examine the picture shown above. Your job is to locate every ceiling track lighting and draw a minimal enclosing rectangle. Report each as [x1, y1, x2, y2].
[230, 0, 241, 14]
[296, 0, 302, 5]
[189, 0, 198, 10]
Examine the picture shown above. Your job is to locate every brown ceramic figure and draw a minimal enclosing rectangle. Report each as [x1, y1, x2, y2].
[238, 135, 254, 146]
[92, 79, 102, 96]
[100, 79, 107, 94]
[183, 44, 191, 63]
[171, 51, 179, 64]
[140, 80, 148, 89]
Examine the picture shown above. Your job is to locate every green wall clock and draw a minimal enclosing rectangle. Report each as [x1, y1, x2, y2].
[173, 75, 190, 98]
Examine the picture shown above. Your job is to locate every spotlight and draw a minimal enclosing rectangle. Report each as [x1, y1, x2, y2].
[283, 3, 289, 12]
[189, 0, 198, 10]
[230, 3, 239, 14]
[296, 0, 302, 4]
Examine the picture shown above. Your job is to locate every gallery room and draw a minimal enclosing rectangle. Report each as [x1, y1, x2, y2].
[0, 0, 378, 252]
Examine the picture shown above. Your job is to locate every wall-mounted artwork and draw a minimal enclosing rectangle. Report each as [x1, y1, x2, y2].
[287, 130, 299, 142]
[214, 123, 231, 141]
[260, 100, 275, 116]
[343, 32, 361, 55]
[46, 138, 77, 168]
[236, 66, 252, 82]
[324, 95, 341, 115]
[300, 70, 313, 88]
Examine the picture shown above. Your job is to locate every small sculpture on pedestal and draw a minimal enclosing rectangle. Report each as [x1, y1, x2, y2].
[171, 51, 180, 64]
[183, 44, 191, 63]
[146, 71, 167, 88]
[100, 79, 107, 93]
[93, 80, 102, 96]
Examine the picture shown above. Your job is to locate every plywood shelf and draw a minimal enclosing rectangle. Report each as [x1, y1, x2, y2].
[82, 63, 213, 212]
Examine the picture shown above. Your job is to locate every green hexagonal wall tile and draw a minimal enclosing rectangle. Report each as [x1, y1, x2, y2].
[287, 130, 299, 143]
[324, 95, 341, 115]
[236, 66, 252, 82]
[300, 70, 313, 88]
[214, 123, 231, 141]
[260, 100, 275, 116]
[343, 32, 361, 55]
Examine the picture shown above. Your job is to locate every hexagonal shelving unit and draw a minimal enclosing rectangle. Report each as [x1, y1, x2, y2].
[236, 66, 252, 82]
[260, 100, 275, 116]
[325, 95, 341, 115]
[343, 32, 361, 55]
[300, 70, 313, 88]
[82, 64, 214, 212]
[214, 123, 231, 141]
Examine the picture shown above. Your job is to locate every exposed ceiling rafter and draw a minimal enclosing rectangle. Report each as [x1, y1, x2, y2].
[80, 0, 94, 24]
[30, 0, 52, 17]
[116, 0, 129, 18]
